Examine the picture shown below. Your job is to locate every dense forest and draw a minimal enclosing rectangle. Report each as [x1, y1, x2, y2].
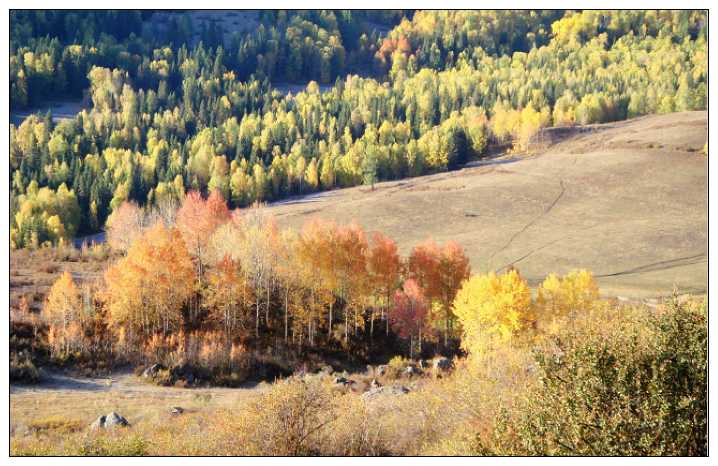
[9, 10, 707, 248]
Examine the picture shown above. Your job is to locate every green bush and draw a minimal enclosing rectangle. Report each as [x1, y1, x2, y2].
[477, 297, 707, 456]
[10, 351, 40, 383]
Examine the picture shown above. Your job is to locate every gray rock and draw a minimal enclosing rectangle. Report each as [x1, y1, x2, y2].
[318, 364, 334, 375]
[90, 412, 130, 430]
[89, 415, 106, 431]
[376, 365, 388, 376]
[142, 363, 163, 378]
[104, 412, 130, 428]
[170, 406, 184, 415]
[405, 365, 421, 377]
[361, 385, 410, 401]
[433, 357, 453, 372]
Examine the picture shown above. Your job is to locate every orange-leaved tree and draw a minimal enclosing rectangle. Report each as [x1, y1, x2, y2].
[203, 255, 253, 342]
[391, 278, 429, 359]
[409, 239, 470, 346]
[102, 222, 195, 353]
[175, 190, 231, 323]
[366, 231, 401, 339]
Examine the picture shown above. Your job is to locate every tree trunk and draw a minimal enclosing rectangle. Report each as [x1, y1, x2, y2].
[256, 299, 260, 338]
[284, 288, 289, 343]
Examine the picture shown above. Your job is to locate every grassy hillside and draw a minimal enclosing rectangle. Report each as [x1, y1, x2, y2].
[267, 111, 707, 299]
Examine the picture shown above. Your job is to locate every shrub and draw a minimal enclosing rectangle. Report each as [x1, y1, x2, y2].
[77, 433, 149, 456]
[387, 355, 409, 378]
[217, 378, 335, 455]
[10, 351, 40, 383]
[27, 416, 84, 435]
[475, 297, 707, 456]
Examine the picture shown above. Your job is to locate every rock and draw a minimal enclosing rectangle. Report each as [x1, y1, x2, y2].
[376, 365, 388, 376]
[433, 357, 453, 372]
[170, 365, 197, 385]
[334, 376, 355, 386]
[370, 378, 381, 388]
[170, 406, 184, 415]
[405, 365, 420, 377]
[104, 412, 130, 428]
[89, 415, 106, 431]
[417, 359, 427, 369]
[318, 364, 334, 375]
[142, 363, 164, 378]
[361, 385, 410, 401]
[90, 412, 129, 430]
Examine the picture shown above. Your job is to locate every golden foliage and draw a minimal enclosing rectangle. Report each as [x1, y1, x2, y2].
[453, 269, 533, 352]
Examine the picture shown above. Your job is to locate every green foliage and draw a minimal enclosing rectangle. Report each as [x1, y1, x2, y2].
[9, 10, 707, 248]
[477, 297, 707, 456]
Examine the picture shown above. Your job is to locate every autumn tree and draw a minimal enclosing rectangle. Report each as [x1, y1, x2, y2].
[408, 239, 470, 346]
[102, 223, 195, 350]
[203, 255, 253, 342]
[296, 218, 338, 339]
[334, 223, 369, 343]
[175, 190, 231, 323]
[44, 271, 83, 356]
[366, 231, 401, 339]
[232, 206, 279, 338]
[535, 269, 599, 329]
[106, 200, 146, 252]
[453, 269, 533, 355]
[391, 278, 429, 359]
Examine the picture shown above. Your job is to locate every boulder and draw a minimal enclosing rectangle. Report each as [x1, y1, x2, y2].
[334, 376, 355, 386]
[318, 364, 334, 375]
[90, 412, 130, 430]
[433, 357, 453, 372]
[361, 385, 410, 401]
[142, 363, 164, 379]
[170, 406, 184, 415]
[376, 365, 388, 376]
[405, 365, 421, 377]
[105, 412, 130, 428]
[89, 415, 105, 431]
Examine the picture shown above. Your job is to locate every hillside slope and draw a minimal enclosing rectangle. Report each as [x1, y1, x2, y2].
[267, 111, 707, 299]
